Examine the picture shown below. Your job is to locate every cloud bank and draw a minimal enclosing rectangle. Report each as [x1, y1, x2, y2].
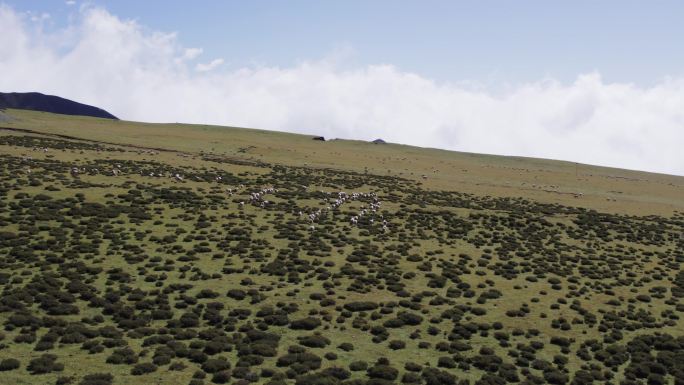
[1, 5, 683, 176]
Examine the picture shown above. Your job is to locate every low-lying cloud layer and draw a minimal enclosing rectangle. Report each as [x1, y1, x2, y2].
[1, 5, 682, 175]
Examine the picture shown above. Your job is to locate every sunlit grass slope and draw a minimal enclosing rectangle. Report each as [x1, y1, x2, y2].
[0, 109, 682, 385]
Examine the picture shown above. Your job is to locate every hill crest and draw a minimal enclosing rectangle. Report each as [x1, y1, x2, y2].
[0, 92, 117, 120]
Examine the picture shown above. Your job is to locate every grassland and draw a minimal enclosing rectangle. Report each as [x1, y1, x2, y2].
[0, 109, 682, 385]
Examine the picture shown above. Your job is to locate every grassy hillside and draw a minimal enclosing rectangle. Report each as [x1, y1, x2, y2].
[2, 109, 683, 217]
[0, 109, 682, 385]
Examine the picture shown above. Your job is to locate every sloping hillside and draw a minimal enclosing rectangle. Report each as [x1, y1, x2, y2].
[0, 110, 682, 385]
[1, 108, 682, 216]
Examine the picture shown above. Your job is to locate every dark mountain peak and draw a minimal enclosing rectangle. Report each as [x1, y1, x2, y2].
[0, 92, 118, 120]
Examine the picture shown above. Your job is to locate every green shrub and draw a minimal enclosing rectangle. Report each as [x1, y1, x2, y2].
[367, 364, 398, 380]
[131, 362, 157, 375]
[27, 354, 63, 374]
[0, 358, 20, 371]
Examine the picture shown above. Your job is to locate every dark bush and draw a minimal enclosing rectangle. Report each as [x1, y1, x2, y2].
[27, 354, 63, 374]
[56, 376, 75, 385]
[227, 290, 246, 300]
[276, 352, 322, 371]
[321, 367, 350, 380]
[389, 340, 406, 350]
[398, 312, 423, 325]
[422, 368, 456, 385]
[338, 342, 354, 351]
[106, 347, 138, 365]
[543, 369, 569, 384]
[188, 349, 209, 364]
[202, 358, 231, 373]
[437, 356, 456, 368]
[153, 355, 172, 366]
[193, 370, 207, 379]
[294, 373, 338, 385]
[298, 334, 330, 348]
[367, 364, 398, 380]
[131, 362, 157, 375]
[0, 358, 20, 371]
[211, 370, 232, 384]
[78, 373, 113, 385]
[237, 354, 264, 367]
[290, 317, 321, 330]
[344, 302, 379, 312]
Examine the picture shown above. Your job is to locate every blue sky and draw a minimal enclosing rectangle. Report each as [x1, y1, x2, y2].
[8, 0, 684, 86]
[1, 1, 683, 175]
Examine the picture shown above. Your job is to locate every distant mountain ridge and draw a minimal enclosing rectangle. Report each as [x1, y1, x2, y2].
[0, 92, 118, 120]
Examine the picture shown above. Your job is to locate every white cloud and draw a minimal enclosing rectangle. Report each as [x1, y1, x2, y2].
[65, 1, 76, 6]
[182, 47, 202, 60]
[30, 12, 50, 22]
[0, 5, 682, 176]
[195, 58, 224, 72]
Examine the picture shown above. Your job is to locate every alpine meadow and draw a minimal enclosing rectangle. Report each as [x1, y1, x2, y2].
[0, 107, 682, 385]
